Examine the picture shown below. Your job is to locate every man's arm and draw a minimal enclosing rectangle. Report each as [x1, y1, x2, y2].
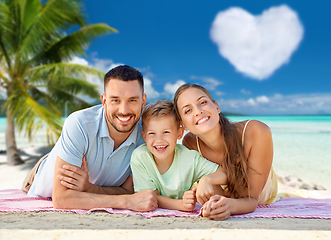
[57, 156, 133, 195]
[52, 156, 158, 211]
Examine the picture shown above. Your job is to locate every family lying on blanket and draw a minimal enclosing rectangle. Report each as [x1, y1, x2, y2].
[22, 65, 278, 221]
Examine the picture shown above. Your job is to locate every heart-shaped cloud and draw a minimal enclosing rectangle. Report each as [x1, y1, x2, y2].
[210, 5, 304, 80]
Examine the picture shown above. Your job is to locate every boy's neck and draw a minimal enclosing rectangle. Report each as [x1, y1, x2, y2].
[153, 150, 175, 175]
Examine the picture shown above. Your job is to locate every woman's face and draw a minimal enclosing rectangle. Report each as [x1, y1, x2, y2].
[176, 87, 221, 135]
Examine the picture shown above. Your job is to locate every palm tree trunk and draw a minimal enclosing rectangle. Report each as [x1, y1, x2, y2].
[6, 109, 24, 165]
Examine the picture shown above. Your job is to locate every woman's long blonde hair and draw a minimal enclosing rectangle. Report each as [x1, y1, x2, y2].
[174, 83, 249, 198]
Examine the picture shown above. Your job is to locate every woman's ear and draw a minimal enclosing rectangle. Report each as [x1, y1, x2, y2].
[213, 100, 221, 114]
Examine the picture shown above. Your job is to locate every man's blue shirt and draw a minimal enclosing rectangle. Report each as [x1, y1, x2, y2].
[28, 104, 145, 197]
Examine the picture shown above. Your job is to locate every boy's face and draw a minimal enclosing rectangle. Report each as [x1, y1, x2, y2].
[142, 115, 184, 163]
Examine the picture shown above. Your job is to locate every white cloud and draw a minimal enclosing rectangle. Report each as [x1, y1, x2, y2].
[256, 95, 270, 103]
[215, 91, 226, 96]
[69, 56, 89, 66]
[164, 80, 186, 96]
[217, 93, 331, 115]
[240, 89, 251, 95]
[210, 5, 304, 80]
[190, 75, 223, 90]
[144, 78, 160, 99]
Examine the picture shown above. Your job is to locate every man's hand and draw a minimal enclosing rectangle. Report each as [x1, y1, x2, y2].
[127, 189, 158, 212]
[57, 156, 93, 192]
[181, 188, 197, 212]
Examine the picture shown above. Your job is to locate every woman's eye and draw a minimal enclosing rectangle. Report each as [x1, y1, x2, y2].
[200, 100, 207, 105]
[184, 109, 191, 114]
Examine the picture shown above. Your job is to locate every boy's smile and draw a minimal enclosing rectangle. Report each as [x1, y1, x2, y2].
[143, 115, 183, 172]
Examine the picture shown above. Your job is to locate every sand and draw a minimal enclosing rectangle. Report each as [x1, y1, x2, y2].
[0, 146, 330, 240]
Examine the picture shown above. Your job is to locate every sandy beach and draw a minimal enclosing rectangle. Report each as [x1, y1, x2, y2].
[0, 146, 330, 240]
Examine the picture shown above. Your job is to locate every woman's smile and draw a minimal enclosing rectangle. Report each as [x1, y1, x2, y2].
[196, 116, 210, 125]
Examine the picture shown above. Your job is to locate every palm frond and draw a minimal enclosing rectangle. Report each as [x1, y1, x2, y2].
[28, 62, 105, 85]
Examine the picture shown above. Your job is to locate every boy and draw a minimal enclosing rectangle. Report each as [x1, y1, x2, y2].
[130, 99, 227, 211]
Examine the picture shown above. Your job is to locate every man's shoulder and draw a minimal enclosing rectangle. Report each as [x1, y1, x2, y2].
[68, 104, 103, 122]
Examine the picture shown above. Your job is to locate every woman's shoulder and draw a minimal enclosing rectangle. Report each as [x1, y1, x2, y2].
[237, 120, 272, 141]
[182, 132, 198, 151]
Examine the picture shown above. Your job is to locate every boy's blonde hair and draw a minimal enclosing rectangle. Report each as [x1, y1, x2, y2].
[142, 99, 180, 130]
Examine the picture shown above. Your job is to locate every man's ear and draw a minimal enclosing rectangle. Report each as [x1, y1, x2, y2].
[142, 130, 146, 142]
[177, 125, 184, 140]
[101, 94, 106, 106]
[142, 93, 147, 109]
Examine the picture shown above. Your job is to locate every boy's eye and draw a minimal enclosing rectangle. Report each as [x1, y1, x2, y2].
[148, 132, 155, 135]
[164, 131, 170, 134]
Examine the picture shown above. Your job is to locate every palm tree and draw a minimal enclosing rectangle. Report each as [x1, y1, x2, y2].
[0, 0, 117, 165]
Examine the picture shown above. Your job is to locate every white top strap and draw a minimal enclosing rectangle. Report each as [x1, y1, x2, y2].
[242, 120, 251, 146]
[196, 135, 202, 156]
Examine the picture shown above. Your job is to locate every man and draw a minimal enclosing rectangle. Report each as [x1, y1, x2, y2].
[26, 65, 158, 211]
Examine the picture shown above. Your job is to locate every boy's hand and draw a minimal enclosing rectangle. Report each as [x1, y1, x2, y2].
[196, 176, 214, 205]
[181, 188, 197, 211]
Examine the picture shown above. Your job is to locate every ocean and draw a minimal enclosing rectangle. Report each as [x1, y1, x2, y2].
[1, 116, 331, 190]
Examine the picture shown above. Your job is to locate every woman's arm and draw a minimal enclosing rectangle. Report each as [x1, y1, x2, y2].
[196, 167, 227, 204]
[204, 120, 274, 220]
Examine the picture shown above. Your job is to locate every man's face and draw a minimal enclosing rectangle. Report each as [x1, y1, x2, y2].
[101, 79, 146, 136]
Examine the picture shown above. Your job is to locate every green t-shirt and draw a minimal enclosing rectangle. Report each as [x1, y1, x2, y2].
[130, 144, 219, 199]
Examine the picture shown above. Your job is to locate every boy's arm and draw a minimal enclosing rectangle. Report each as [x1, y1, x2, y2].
[154, 190, 196, 212]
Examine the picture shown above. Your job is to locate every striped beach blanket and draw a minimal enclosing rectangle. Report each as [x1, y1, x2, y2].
[0, 189, 330, 219]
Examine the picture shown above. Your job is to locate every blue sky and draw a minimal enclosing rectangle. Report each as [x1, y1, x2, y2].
[76, 0, 331, 115]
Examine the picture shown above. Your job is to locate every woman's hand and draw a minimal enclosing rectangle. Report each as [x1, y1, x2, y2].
[196, 176, 215, 205]
[182, 188, 197, 211]
[202, 195, 232, 220]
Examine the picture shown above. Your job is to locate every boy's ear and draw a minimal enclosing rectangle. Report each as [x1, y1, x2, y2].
[177, 125, 184, 140]
[142, 130, 146, 142]
[180, 121, 188, 131]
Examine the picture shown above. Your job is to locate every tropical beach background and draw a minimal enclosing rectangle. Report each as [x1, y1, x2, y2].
[1, 0, 330, 188]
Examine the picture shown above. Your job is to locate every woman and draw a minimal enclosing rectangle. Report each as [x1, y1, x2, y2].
[174, 83, 278, 220]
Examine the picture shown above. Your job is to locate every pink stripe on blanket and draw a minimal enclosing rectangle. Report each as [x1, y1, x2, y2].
[1, 189, 331, 219]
